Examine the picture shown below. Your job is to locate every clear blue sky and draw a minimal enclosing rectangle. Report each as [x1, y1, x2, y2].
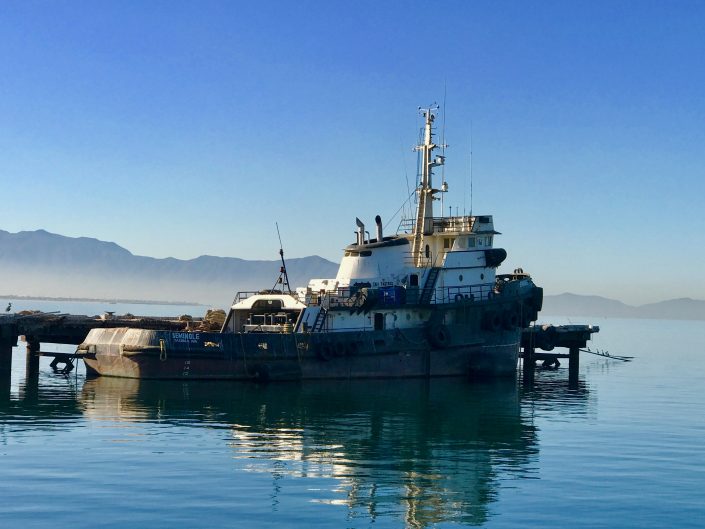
[1, 0, 704, 304]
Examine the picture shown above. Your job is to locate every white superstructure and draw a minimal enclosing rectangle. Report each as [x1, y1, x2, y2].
[224, 107, 514, 335]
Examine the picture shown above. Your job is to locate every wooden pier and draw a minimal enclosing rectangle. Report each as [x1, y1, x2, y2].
[0, 312, 193, 393]
[0, 313, 598, 390]
[521, 324, 600, 387]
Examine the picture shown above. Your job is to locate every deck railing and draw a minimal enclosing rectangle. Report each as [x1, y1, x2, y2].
[231, 290, 299, 305]
[311, 283, 497, 310]
[232, 282, 497, 311]
[397, 215, 475, 234]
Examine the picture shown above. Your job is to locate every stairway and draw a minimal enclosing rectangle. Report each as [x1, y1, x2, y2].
[419, 267, 441, 304]
[311, 307, 328, 332]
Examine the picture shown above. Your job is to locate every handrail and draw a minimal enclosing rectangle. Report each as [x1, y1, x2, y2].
[232, 281, 499, 310]
[231, 290, 298, 305]
[398, 215, 475, 234]
[318, 283, 497, 309]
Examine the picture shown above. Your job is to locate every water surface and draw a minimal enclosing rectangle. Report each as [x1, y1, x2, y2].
[1, 302, 703, 528]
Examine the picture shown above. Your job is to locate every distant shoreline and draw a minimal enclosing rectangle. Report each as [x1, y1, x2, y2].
[0, 294, 203, 306]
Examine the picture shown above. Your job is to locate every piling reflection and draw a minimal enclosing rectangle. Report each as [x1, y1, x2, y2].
[79, 377, 560, 527]
[0, 376, 82, 438]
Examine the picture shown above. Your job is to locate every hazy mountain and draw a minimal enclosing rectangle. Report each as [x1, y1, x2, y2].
[635, 298, 705, 321]
[0, 229, 339, 307]
[543, 293, 705, 321]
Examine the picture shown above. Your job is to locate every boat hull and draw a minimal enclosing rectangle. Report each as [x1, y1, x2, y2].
[82, 325, 521, 381]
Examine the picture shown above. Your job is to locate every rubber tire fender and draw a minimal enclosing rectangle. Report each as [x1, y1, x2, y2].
[428, 325, 452, 348]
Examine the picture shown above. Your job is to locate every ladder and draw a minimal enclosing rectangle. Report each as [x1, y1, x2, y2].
[419, 267, 441, 304]
[311, 307, 328, 332]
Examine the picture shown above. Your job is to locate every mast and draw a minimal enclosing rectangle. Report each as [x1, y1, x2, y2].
[272, 222, 293, 294]
[411, 106, 444, 267]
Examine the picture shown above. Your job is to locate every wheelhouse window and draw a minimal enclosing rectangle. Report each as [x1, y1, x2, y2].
[443, 237, 456, 249]
[468, 237, 476, 248]
[345, 250, 372, 257]
[252, 299, 283, 310]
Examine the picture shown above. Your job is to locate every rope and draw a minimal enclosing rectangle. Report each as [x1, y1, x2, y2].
[579, 347, 633, 362]
[384, 188, 418, 231]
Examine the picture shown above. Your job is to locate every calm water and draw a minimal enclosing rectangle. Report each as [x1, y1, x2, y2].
[1, 301, 704, 528]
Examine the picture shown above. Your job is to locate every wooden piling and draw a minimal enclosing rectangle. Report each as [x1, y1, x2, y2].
[522, 346, 535, 385]
[0, 323, 17, 395]
[25, 337, 40, 380]
[569, 345, 579, 388]
[0, 342, 13, 399]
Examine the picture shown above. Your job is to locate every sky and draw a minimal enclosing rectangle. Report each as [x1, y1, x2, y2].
[1, 0, 704, 305]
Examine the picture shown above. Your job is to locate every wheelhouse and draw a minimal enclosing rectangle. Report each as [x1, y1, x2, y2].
[222, 293, 306, 333]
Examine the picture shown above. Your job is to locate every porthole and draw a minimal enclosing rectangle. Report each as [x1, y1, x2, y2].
[459, 274, 463, 282]
[481, 273, 485, 280]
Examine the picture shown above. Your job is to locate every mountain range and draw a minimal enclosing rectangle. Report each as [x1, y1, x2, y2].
[0, 229, 338, 306]
[541, 293, 705, 321]
[1, 229, 704, 320]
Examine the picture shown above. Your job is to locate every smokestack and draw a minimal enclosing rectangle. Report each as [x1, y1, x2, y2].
[355, 217, 365, 245]
[375, 215, 383, 242]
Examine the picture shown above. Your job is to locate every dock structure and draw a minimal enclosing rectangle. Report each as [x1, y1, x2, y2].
[0, 313, 598, 389]
[521, 324, 600, 387]
[0, 312, 193, 390]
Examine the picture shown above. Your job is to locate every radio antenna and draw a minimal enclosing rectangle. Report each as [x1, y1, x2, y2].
[469, 120, 473, 216]
[441, 83, 447, 216]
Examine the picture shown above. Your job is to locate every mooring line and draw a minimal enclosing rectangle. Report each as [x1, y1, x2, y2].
[579, 347, 633, 362]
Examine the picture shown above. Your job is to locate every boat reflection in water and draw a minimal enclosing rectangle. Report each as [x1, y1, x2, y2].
[77, 377, 586, 527]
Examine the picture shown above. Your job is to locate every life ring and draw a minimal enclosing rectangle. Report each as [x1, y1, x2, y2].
[345, 341, 358, 355]
[428, 325, 451, 348]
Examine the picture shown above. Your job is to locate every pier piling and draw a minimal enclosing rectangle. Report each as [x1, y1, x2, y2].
[522, 346, 535, 385]
[569, 346, 580, 388]
[520, 325, 599, 386]
[25, 337, 40, 381]
[0, 327, 16, 398]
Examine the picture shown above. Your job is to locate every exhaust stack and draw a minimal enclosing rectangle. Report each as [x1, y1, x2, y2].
[375, 215, 383, 242]
[356, 217, 365, 245]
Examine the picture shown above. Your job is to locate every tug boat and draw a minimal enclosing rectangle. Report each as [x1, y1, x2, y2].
[80, 108, 543, 380]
